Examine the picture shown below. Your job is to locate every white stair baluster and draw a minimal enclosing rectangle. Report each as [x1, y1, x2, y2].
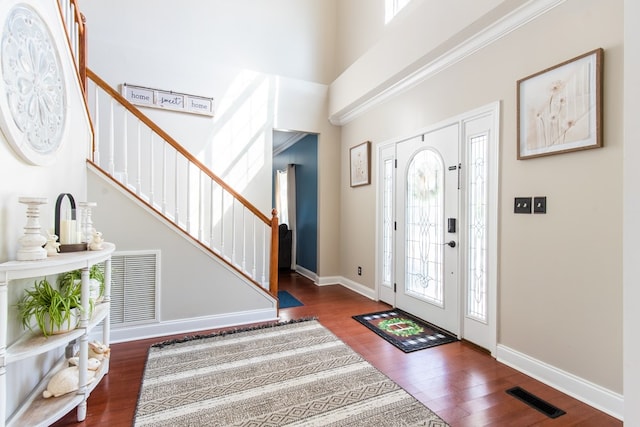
[136, 121, 141, 195]
[186, 162, 191, 234]
[108, 99, 115, 176]
[122, 112, 128, 186]
[162, 144, 167, 214]
[149, 133, 155, 206]
[93, 84, 100, 165]
[174, 151, 179, 226]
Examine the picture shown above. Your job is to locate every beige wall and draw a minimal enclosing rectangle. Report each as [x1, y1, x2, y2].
[623, 0, 640, 422]
[338, 0, 622, 394]
[330, 0, 510, 119]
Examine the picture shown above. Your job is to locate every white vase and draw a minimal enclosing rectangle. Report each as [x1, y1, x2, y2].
[43, 308, 79, 336]
[73, 278, 102, 303]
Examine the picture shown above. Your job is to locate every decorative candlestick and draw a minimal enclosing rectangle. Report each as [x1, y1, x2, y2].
[78, 201, 97, 244]
[17, 197, 48, 261]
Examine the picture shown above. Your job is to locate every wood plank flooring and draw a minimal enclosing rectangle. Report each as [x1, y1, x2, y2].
[51, 271, 621, 426]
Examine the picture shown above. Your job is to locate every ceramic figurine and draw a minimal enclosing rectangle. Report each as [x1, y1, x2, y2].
[88, 229, 104, 251]
[44, 233, 61, 256]
[42, 360, 99, 398]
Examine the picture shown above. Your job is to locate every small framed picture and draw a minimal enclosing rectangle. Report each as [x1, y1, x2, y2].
[517, 48, 603, 160]
[350, 141, 371, 187]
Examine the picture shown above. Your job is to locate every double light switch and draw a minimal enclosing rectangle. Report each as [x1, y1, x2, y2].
[514, 196, 547, 214]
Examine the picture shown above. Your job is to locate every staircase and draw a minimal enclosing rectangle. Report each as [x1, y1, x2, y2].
[57, 0, 279, 301]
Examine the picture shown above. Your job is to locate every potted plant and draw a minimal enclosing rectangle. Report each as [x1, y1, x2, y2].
[58, 264, 105, 303]
[17, 277, 85, 337]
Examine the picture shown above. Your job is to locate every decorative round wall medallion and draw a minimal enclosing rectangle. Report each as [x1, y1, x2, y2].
[0, 4, 66, 166]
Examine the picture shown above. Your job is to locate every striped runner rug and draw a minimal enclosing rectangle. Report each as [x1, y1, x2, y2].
[134, 319, 449, 426]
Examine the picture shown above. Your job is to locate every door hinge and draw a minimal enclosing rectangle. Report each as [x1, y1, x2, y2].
[394, 159, 397, 168]
[394, 221, 397, 231]
[458, 162, 462, 190]
[394, 283, 397, 292]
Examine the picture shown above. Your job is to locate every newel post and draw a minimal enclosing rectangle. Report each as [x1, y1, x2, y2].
[269, 209, 279, 296]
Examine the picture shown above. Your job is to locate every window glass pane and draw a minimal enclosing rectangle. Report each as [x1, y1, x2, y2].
[467, 134, 488, 322]
[385, 0, 412, 24]
[405, 149, 444, 305]
[382, 159, 394, 284]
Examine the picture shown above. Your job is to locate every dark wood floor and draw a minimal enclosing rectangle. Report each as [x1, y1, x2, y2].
[51, 271, 621, 426]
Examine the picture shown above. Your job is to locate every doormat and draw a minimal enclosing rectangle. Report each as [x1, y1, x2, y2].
[278, 290, 303, 308]
[352, 309, 457, 353]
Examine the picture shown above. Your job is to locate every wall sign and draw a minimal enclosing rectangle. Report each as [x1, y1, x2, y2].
[121, 83, 214, 117]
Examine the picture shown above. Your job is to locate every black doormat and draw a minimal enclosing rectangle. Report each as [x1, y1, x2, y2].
[352, 309, 457, 353]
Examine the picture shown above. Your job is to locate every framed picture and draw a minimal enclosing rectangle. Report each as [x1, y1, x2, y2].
[350, 141, 371, 187]
[517, 48, 603, 160]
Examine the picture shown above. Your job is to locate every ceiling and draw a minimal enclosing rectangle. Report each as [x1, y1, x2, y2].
[273, 130, 308, 156]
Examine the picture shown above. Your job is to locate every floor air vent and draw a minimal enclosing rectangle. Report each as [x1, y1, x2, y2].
[506, 386, 566, 419]
[110, 251, 159, 326]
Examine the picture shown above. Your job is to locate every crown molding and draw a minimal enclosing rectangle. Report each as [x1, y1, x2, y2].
[329, 0, 567, 126]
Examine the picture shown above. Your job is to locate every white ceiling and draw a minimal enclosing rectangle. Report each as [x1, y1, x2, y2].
[273, 130, 308, 156]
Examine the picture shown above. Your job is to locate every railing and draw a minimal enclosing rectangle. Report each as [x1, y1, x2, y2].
[56, 0, 278, 297]
[86, 70, 279, 294]
[57, 0, 87, 91]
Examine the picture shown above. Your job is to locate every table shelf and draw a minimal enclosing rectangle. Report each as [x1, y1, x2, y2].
[1, 243, 115, 427]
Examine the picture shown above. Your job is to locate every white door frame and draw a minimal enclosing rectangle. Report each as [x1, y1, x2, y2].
[375, 101, 500, 355]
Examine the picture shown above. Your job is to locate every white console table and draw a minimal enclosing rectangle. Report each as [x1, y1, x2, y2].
[0, 242, 114, 427]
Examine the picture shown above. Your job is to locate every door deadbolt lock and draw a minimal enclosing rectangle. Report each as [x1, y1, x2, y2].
[444, 240, 456, 248]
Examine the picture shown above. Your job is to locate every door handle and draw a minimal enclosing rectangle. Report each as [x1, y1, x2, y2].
[444, 240, 456, 248]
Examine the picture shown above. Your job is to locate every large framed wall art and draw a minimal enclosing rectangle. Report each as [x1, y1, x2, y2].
[517, 48, 603, 160]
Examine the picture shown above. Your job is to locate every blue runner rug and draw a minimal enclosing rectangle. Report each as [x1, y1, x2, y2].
[278, 290, 304, 308]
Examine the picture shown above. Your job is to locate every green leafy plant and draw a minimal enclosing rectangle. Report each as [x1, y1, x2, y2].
[17, 277, 84, 337]
[58, 264, 105, 301]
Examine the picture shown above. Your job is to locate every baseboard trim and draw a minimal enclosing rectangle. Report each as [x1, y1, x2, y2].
[316, 275, 342, 286]
[106, 308, 278, 344]
[315, 275, 377, 300]
[293, 265, 317, 283]
[338, 276, 378, 300]
[496, 344, 623, 420]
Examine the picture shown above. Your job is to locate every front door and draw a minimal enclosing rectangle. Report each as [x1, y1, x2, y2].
[395, 124, 459, 335]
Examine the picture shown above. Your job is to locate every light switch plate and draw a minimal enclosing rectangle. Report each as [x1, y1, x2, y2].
[533, 197, 547, 214]
[514, 197, 532, 214]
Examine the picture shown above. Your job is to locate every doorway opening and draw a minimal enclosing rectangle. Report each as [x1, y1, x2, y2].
[272, 130, 318, 279]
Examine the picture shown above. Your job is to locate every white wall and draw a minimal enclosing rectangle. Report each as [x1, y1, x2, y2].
[335, 0, 623, 415]
[78, 0, 343, 277]
[0, 2, 91, 262]
[0, 0, 93, 416]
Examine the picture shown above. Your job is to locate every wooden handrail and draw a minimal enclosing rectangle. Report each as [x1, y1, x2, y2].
[87, 69, 271, 226]
[55, 0, 88, 91]
[87, 159, 272, 292]
[270, 209, 279, 296]
[78, 10, 88, 91]
[60, 0, 279, 301]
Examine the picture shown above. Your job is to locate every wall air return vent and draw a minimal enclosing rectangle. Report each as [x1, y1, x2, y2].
[110, 250, 160, 327]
